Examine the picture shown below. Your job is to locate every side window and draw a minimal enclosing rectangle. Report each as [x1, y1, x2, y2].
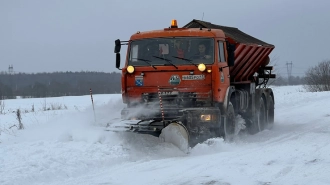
[130, 44, 139, 62]
[218, 41, 225, 62]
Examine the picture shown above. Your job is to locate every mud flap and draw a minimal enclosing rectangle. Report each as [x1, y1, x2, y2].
[159, 122, 190, 153]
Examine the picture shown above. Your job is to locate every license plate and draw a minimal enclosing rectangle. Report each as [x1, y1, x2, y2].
[182, 75, 205, 80]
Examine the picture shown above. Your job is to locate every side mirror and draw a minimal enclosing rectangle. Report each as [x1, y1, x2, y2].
[116, 53, 121, 69]
[227, 43, 235, 67]
[114, 39, 121, 53]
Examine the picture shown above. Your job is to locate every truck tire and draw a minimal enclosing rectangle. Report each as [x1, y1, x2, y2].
[257, 97, 267, 131]
[248, 96, 266, 134]
[224, 102, 236, 141]
[266, 96, 274, 129]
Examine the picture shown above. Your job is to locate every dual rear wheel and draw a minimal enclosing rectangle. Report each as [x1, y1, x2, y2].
[257, 97, 267, 131]
[254, 95, 275, 133]
[224, 94, 275, 140]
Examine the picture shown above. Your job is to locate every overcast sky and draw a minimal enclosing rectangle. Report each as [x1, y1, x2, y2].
[1, 0, 330, 77]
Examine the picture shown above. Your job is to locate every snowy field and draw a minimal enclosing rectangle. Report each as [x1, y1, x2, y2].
[1, 85, 330, 185]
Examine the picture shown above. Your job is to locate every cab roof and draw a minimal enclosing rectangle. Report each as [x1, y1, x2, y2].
[130, 27, 226, 40]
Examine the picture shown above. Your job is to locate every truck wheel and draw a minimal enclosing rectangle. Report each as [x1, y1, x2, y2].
[257, 97, 267, 131]
[224, 102, 236, 141]
[266, 96, 274, 129]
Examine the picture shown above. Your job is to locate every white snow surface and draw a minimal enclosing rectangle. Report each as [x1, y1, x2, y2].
[1, 86, 330, 185]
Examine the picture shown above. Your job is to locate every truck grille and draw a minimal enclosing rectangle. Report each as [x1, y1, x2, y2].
[142, 90, 212, 108]
[124, 89, 212, 121]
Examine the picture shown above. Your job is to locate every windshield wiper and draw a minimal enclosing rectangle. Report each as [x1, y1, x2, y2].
[171, 56, 198, 67]
[131, 58, 157, 69]
[152, 56, 178, 69]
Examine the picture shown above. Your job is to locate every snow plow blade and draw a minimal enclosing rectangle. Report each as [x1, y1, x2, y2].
[159, 122, 190, 153]
[106, 120, 190, 153]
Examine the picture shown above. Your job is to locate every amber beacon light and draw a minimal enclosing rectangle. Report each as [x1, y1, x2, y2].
[171, 19, 178, 28]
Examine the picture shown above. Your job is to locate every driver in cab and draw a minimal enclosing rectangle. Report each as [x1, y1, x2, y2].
[192, 42, 211, 60]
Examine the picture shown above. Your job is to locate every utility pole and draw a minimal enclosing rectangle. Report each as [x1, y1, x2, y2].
[8, 65, 14, 74]
[286, 61, 293, 85]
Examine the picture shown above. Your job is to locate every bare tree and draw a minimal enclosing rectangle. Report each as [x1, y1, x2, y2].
[304, 60, 330, 92]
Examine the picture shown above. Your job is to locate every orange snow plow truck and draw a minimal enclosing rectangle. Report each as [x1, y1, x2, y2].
[111, 19, 275, 151]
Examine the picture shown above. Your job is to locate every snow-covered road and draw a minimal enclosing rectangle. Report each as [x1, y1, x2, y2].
[1, 86, 330, 185]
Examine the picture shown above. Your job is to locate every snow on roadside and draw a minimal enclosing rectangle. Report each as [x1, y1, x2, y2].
[0, 94, 129, 184]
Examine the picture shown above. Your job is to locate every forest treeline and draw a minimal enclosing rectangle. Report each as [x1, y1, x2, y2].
[0, 71, 121, 99]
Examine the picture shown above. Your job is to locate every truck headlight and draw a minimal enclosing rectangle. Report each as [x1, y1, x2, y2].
[198, 63, 206, 72]
[127, 65, 135, 73]
[200, 114, 211, 121]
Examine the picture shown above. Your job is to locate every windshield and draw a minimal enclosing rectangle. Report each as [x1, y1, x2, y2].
[128, 37, 214, 66]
